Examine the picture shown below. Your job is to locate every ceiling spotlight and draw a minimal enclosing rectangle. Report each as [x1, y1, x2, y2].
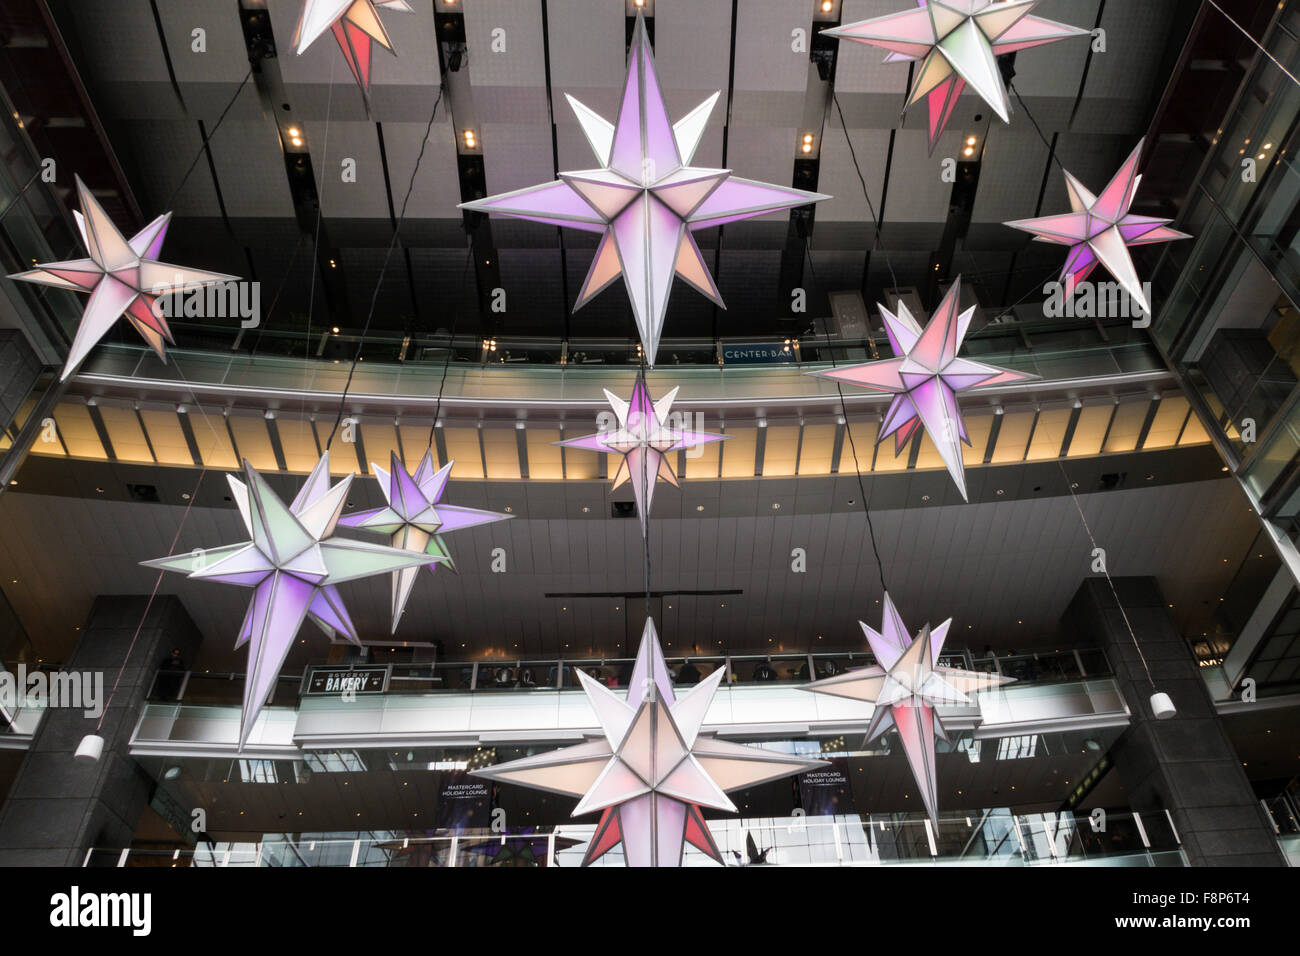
[331, 326, 340, 334]
[966, 136, 976, 146]
[463, 129, 477, 149]
[288, 126, 301, 138]
[963, 146, 975, 157]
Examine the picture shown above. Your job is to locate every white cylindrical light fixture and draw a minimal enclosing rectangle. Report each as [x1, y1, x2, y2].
[74, 734, 105, 762]
[1150, 692, 1176, 720]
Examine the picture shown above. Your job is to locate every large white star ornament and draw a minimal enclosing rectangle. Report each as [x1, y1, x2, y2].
[293, 0, 411, 92]
[8, 176, 238, 381]
[142, 453, 440, 748]
[338, 450, 512, 632]
[824, 0, 1088, 152]
[459, 14, 829, 365]
[1004, 139, 1191, 316]
[804, 594, 1012, 827]
[558, 373, 727, 537]
[810, 277, 1037, 500]
[473, 619, 827, 867]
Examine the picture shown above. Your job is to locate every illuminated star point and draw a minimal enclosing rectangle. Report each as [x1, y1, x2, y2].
[293, 0, 411, 91]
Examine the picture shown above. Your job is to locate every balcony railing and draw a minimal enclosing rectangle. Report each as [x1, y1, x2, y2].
[145, 646, 1112, 707]
[82, 807, 1184, 868]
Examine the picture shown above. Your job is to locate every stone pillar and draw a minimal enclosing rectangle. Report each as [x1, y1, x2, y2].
[0, 595, 202, 866]
[1064, 577, 1284, 866]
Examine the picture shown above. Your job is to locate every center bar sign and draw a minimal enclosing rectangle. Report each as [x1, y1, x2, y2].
[303, 665, 391, 696]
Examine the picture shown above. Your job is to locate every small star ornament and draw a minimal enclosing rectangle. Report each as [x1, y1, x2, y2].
[338, 450, 512, 632]
[1004, 139, 1190, 316]
[143, 453, 439, 747]
[810, 277, 1037, 500]
[8, 176, 238, 380]
[804, 593, 1012, 827]
[558, 373, 726, 537]
[293, 0, 411, 92]
[460, 14, 829, 364]
[473, 619, 827, 867]
[824, 0, 1088, 152]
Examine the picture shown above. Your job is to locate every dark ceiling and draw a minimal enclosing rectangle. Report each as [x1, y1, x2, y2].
[4, 0, 1212, 353]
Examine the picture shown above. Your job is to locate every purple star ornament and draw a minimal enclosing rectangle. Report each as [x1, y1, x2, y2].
[804, 593, 1012, 827]
[338, 450, 512, 632]
[459, 14, 829, 365]
[558, 373, 726, 537]
[142, 453, 439, 747]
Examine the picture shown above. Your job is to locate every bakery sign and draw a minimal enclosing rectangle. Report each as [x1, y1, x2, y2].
[303, 665, 391, 696]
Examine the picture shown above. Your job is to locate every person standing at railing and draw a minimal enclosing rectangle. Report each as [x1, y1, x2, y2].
[155, 648, 186, 700]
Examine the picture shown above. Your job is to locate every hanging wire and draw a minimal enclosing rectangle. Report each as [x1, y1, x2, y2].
[639, 353, 653, 618]
[802, 239, 889, 596]
[327, 84, 445, 448]
[427, 240, 475, 451]
[831, 91, 898, 293]
[1206, 0, 1300, 91]
[162, 68, 254, 211]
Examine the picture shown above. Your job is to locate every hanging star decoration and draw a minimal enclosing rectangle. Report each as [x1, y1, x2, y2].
[473, 619, 827, 867]
[338, 450, 512, 632]
[810, 277, 1036, 500]
[142, 453, 440, 748]
[804, 594, 1012, 828]
[8, 175, 238, 381]
[558, 373, 726, 537]
[293, 0, 411, 92]
[459, 14, 829, 365]
[823, 0, 1088, 152]
[1004, 139, 1190, 317]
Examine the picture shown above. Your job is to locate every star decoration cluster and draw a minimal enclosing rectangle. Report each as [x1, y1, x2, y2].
[559, 374, 727, 536]
[460, 15, 828, 365]
[1004, 139, 1190, 315]
[805, 594, 1012, 827]
[473, 619, 827, 867]
[339, 450, 512, 632]
[8, 176, 238, 380]
[811, 277, 1037, 500]
[825, 0, 1089, 151]
[143, 454, 438, 746]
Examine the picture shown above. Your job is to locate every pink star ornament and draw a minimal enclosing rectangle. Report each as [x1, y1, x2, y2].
[459, 14, 829, 365]
[824, 0, 1088, 152]
[810, 277, 1037, 500]
[804, 593, 1013, 827]
[8, 176, 238, 380]
[293, 0, 411, 92]
[1004, 139, 1190, 316]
